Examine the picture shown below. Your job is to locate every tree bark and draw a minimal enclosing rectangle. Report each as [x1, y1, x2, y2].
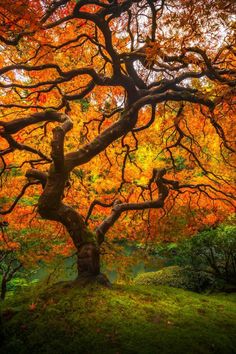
[37, 171, 103, 281]
[1, 277, 7, 301]
[33, 114, 108, 284]
[77, 243, 100, 276]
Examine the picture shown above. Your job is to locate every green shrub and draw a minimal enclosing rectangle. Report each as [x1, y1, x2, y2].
[175, 224, 236, 285]
[133, 266, 215, 292]
[7, 277, 39, 292]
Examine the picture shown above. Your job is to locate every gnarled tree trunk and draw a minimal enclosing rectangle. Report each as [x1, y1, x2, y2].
[30, 115, 108, 285]
[11, 112, 177, 286]
[37, 170, 104, 282]
[1, 277, 7, 301]
[27, 115, 171, 286]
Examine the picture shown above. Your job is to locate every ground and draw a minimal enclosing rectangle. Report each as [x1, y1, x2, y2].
[1, 282, 236, 354]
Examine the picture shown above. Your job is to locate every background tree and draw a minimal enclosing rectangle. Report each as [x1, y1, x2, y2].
[0, 0, 235, 283]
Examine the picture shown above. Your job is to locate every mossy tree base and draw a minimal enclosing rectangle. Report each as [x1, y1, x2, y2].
[76, 273, 111, 287]
[48, 274, 111, 293]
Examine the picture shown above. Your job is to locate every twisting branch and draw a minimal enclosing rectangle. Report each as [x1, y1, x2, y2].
[133, 104, 156, 132]
[0, 111, 66, 135]
[25, 169, 48, 188]
[50, 114, 73, 172]
[96, 168, 169, 243]
[85, 200, 114, 225]
[0, 0, 234, 279]
[2, 134, 51, 161]
[0, 182, 40, 215]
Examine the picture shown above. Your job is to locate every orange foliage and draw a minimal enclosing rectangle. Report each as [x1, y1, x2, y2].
[0, 0, 235, 265]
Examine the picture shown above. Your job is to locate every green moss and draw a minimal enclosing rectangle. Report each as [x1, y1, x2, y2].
[1, 282, 236, 354]
[134, 266, 188, 286]
[134, 266, 215, 292]
[83, 230, 98, 245]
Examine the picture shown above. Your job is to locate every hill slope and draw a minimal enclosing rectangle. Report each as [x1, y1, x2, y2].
[1, 283, 236, 354]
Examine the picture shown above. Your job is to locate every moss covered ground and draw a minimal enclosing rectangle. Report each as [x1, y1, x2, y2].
[1, 282, 236, 354]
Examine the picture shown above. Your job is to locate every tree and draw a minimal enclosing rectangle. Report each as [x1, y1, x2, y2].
[0, 249, 22, 300]
[0, 0, 235, 283]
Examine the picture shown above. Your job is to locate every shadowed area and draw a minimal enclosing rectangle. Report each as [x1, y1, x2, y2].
[1, 283, 236, 354]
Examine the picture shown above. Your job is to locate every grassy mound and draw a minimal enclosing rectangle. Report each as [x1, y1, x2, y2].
[1, 282, 236, 354]
[133, 266, 214, 292]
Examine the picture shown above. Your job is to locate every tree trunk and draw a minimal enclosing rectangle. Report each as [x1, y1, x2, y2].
[1, 277, 7, 301]
[77, 243, 100, 276]
[38, 195, 103, 280]
[29, 116, 110, 285]
[76, 242, 110, 285]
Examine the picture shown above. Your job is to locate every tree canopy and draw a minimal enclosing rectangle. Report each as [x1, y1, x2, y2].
[0, 0, 235, 279]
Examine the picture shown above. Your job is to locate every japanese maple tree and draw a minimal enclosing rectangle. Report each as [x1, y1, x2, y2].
[0, 0, 235, 283]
